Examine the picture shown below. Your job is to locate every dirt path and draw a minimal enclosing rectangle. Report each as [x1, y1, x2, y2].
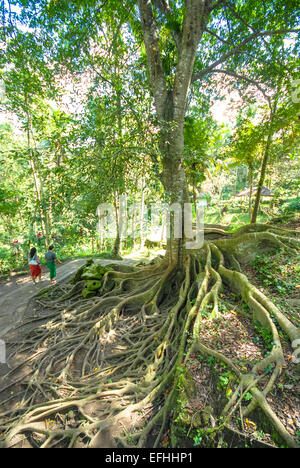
[0, 256, 142, 340]
[0, 259, 92, 298]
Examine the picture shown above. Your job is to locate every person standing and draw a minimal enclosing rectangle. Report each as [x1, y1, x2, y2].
[45, 245, 61, 284]
[29, 247, 43, 284]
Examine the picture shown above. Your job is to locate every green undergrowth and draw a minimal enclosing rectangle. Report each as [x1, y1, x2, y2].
[69, 260, 115, 298]
[249, 250, 300, 327]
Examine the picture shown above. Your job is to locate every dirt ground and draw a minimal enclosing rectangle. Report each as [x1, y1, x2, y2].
[0, 237, 298, 448]
[0, 260, 71, 298]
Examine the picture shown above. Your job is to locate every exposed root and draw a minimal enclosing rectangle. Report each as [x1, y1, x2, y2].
[0, 225, 299, 448]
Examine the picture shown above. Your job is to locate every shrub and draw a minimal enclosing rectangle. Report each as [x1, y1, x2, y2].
[283, 197, 300, 214]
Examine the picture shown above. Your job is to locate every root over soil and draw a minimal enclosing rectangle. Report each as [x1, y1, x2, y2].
[0, 224, 299, 448]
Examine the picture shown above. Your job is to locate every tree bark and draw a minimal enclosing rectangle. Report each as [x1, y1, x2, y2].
[140, 175, 146, 250]
[130, 205, 136, 250]
[24, 93, 50, 248]
[27, 127, 50, 248]
[113, 191, 121, 256]
[137, 0, 212, 265]
[248, 168, 253, 220]
[251, 79, 282, 224]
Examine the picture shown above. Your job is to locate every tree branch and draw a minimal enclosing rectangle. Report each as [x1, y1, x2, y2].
[204, 27, 232, 45]
[192, 29, 300, 82]
[137, 0, 168, 120]
[222, 2, 291, 70]
[204, 68, 271, 107]
[207, 0, 227, 13]
[172, 0, 212, 121]
[151, 0, 182, 50]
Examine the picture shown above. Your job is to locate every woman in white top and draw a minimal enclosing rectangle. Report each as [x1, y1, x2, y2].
[29, 247, 43, 284]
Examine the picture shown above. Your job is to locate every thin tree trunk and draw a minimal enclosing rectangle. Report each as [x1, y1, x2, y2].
[251, 125, 273, 224]
[249, 169, 253, 220]
[113, 191, 121, 256]
[29, 155, 50, 248]
[140, 175, 146, 250]
[25, 102, 50, 248]
[48, 159, 54, 233]
[131, 207, 136, 250]
[98, 226, 103, 252]
[192, 187, 197, 214]
[251, 80, 281, 224]
[160, 214, 166, 246]
[123, 196, 128, 250]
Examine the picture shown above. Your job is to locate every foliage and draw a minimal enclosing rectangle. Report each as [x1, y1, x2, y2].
[250, 252, 300, 297]
[283, 197, 300, 213]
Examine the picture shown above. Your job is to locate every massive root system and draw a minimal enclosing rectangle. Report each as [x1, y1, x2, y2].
[0, 224, 299, 448]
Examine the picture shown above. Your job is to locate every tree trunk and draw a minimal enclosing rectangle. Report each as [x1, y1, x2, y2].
[123, 196, 128, 250]
[137, 0, 210, 266]
[98, 226, 103, 252]
[131, 207, 136, 250]
[161, 127, 190, 266]
[251, 126, 272, 224]
[251, 81, 281, 224]
[26, 103, 50, 248]
[249, 169, 253, 220]
[113, 191, 121, 256]
[140, 175, 146, 250]
[28, 153, 50, 248]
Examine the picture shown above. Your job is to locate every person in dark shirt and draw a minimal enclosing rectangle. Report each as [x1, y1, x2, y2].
[45, 245, 61, 284]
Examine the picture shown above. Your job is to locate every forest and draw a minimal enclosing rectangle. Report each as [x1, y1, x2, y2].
[0, 0, 299, 450]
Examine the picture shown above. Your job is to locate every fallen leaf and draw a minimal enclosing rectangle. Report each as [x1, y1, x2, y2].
[245, 418, 257, 431]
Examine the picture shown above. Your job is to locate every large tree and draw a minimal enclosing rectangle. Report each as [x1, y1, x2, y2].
[135, 0, 299, 259]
